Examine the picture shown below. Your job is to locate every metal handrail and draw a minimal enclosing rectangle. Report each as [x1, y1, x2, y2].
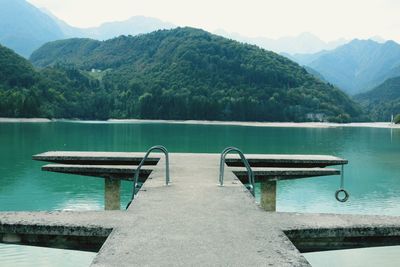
[219, 146, 236, 185]
[219, 147, 255, 196]
[126, 145, 170, 209]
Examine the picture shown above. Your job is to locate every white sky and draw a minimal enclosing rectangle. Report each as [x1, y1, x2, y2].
[27, 0, 400, 42]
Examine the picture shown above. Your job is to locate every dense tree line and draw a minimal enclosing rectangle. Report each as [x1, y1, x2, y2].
[355, 76, 400, 121]
[1, 28, 363, 121]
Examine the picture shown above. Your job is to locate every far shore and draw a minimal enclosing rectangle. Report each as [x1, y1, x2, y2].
[107, 119, 400, 129]
[0, 118, 51, 123]
[1, 117, 399, 129]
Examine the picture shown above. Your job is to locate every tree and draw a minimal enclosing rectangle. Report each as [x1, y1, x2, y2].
[394, 114, 400, 124]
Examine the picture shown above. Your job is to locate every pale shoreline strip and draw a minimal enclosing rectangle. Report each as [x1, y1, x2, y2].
[108, 119, 400, 129]
[1, 117, 399, 129]
[0, 118, 51, 123]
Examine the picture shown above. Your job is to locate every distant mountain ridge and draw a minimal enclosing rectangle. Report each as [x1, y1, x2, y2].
[1, 0, 390, 63]
[289, 39, 400, 95]
[43, 8, 175, 41]
[0, 0, 174, 57]
[214, 30, 348, 54]
[0, 0, 64, 57]
[82, 16, 175, 40]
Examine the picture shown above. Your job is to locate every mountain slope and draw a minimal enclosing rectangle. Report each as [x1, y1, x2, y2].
[31, 27, 362, 122]
[0, 0, 64, 57]
[0, 43, 109, 118]
[290, 39, 400, 95]
[355, 76, 400, 121]
[0, 43, 37, 88]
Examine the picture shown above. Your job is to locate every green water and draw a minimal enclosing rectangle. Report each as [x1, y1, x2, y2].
[0, 121, 400, 266]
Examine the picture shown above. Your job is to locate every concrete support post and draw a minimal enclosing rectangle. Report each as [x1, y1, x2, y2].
[260, 180, 277, 212]
[105, 177, 121, 210]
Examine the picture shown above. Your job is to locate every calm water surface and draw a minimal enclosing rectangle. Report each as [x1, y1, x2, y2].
[0, 121, 400, 266]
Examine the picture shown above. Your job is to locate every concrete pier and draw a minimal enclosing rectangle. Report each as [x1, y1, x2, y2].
[104, 178, 120, 210]
[261, 180, 277, 211]
[41, 164, 153, 210]
[1, 153, 400, 266]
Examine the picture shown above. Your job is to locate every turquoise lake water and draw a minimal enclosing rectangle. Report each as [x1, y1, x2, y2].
[0, 121, 400, 266]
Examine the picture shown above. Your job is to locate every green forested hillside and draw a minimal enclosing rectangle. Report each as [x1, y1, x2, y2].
[0, 43, 109, 118]
[355, 76, 400, 121]
[0, 43, 37, 88]
[28, 27, 362, 122]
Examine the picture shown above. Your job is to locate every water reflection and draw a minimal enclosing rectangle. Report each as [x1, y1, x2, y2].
[1, 122, 400, 214]
[1, 121, 400, 266]
[304, 245, 400, 267]
[0, 244, 95, 267]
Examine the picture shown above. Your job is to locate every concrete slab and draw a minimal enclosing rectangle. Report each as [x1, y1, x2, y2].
[232, 167, 340, 182]
[42, 164, 153, 180]
[225, 154, 347, 167]
[33, 151, 160, 165]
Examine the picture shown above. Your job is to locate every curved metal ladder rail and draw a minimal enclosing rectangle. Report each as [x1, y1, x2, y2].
[126, 145, 170, 209]
[219, 147, 255, 196]
[219, 146, 238, 185]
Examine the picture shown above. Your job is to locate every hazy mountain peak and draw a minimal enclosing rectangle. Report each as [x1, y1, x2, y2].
[383, 40, 399, 48]
[0, 1, 175, 56]
[83, 16, 175, 40]
[0, 0, 64, 57]
[369, 35, 386, 43]
[213, 30, 347, 54]
[289, 38, 400, 94]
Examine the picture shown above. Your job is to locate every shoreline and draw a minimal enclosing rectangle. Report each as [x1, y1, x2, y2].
[1, 117, 399, 129]
[107, 119, 400, 129]
[0, 118, 51, 123]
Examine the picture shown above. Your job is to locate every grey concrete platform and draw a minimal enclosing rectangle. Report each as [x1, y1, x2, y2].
[1, 153, 400, 266]
[232, 167, 340, 182]
[42, 164, 153, 181]
[225, 154, 348, 167]
[33, 151, 160, 165]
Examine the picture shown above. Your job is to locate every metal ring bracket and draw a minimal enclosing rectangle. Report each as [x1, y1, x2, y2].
[335, 189, 349, 202]
[335, 165, 349, 202]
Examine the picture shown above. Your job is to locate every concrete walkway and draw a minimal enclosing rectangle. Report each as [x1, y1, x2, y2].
[2, 153, 400, 266]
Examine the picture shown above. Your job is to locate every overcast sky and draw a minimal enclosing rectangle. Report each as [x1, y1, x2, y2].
[27, 0, 400, 42]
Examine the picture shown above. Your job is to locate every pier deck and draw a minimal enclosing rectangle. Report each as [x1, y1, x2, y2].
[1, 153, 400, 266]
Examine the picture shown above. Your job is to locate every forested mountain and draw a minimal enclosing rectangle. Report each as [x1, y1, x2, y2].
[289, 39, 400, 95]
[355, 76, 400, 121]
[303, 66, 327, 83]
[0, 0, 64, 57]
[0, 43, 108, 118]
[29, 27, 361, 122]
[0, 43, 37, 88]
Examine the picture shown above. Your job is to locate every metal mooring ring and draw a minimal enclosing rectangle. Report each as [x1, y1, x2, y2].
[335, 189, 349, 202]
